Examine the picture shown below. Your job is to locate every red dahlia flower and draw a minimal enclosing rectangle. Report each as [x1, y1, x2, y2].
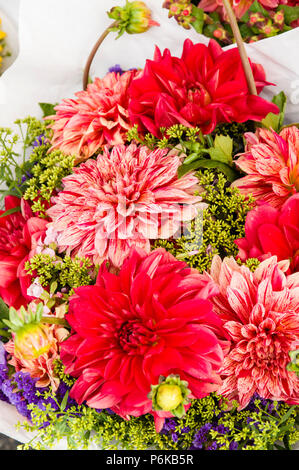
[128, 39, 278, 137]
[60, 248, 229, 425]
[0, 196, 48, 308]
[235, 194, 299, 273]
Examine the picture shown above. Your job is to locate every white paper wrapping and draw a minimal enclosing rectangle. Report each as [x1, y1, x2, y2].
[0, 0, 298, 448]
[0, 0, 298, 127]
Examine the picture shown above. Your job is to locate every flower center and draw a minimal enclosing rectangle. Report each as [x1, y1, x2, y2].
[118, 320, 158, 354]
[187, 83, 212, 106]
[249, 333, 286, 369]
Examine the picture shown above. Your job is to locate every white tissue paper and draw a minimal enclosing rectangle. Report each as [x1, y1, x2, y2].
[0, 0, 298, 448]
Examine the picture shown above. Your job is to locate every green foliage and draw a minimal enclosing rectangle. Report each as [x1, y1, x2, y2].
[17, 389, 298, 451]
[127, 122, 254, 182]
[23, 144, 74, 217]
[25, 253, 95, 294]
[154, 170, 254, 273]
[0, 118, 49, 202]
[3, 303, 43, 333]
[287, 350, 299, 377]
[261, 91, 287, 132]
[39, 102, 57, 118]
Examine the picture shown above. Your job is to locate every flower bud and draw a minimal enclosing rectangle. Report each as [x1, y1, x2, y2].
[149, 374, 191, 418]
[287, 350, 299, 377]
[108, 1, 159, 36]
[156, 384, 183, 411]
[4, 303, 54, 361]
[14, 323, 53, 361]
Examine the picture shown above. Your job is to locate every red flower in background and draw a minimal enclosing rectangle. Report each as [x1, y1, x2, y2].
[128, 39, 278, 137]
[0, 196, 48, 308]
[235, 194, 299, 273]
[60, 248, 229, 424]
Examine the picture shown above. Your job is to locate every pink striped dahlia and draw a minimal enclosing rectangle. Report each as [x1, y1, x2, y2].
[235, 194, 299, 273]
[233, 126, 299, 208]
[206, 255, 299, 407]
[60, 248, 229, 423]
[49, 70, 138, 163]
[47, 144, 202, 268]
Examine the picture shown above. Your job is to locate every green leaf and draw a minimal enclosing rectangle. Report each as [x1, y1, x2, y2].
[278, 405, 296, 426]
[191, 6, 204, 34]
[210, 135, 233, 165]
[38, 102, 57, 118]
[178, 159, 238, 182]
[277, 5, 299, 24]
[261, 91, 287, 132]
[249, 0, 270, 16]
[283, 433, 291, 450]
[0, 297, 9, 320]
[0, 205, 21, 218]
[60, 390, 70, 412]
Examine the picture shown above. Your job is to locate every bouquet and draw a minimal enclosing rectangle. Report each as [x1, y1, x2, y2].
[163, 0, 299, 46]
[0, 1, 298, 451]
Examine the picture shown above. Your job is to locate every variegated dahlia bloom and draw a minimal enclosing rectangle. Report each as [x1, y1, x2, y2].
[205, 255, 299, 408]
[49, 70, 138, 163]
[233, 126, 299, 208]
[47, 144, 202, 268]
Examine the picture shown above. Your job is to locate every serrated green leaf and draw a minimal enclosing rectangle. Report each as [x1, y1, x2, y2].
[261, 91, 287, 132]
[207, 134, 233, 165]
[38, 102, 57, 118]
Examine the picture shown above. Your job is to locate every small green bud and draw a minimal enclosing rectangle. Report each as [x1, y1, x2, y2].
[149, 374, 191, 418]
[287, 350, 299, 377]
[108, 1, 159, 37]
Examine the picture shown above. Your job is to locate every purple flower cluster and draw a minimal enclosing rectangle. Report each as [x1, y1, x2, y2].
[160, 419, 190, 444]
[32, 134, 48, 148]
[191, 422, 230, 450]
[0, 362, 37, 420]
[108, 64, 125, 75]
